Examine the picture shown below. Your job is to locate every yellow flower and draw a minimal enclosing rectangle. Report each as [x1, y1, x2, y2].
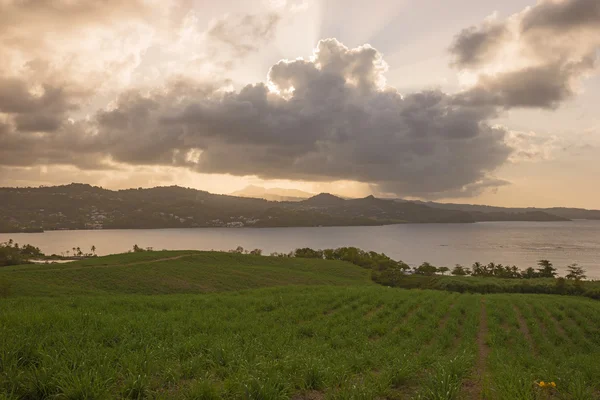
[537, 381, 556, 389]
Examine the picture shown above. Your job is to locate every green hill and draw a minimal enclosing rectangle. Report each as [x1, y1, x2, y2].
[2, 252, 600, 399]
[0, 251, 373, 296]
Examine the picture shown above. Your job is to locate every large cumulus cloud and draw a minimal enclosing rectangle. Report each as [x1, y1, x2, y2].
[450, 0, 600, 109]
[3, 0, 599, 199]
[0, 39, 512, 197]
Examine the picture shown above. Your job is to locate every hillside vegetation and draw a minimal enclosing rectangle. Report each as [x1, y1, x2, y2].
[0, 183, 571, 233]
[3, 286, 600, 399]
[0, 251, 372, 296]
[2, 252, 600, 399]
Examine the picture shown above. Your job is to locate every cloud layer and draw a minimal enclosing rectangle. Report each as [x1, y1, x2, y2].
[0, 39, 513, 197]
[1, 0, 599, 198]
[451, 0, 600, 109]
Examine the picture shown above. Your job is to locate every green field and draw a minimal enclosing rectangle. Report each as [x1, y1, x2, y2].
[0, 251, 372, 297]
[1, 252, 600, 399]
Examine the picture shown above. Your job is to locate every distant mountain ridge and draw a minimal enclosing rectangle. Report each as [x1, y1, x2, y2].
[0, 183, 579, 233]
[401, 200, 600, 221]
[230, 185, 313, 202]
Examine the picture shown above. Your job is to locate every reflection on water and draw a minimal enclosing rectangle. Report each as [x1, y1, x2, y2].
[2, 220, 600, 278]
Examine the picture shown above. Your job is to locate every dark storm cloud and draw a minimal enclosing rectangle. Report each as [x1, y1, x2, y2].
[449, 0, 600, 109]
[7, 0, 600, 198]
[0, 76, 82, 139]
[63, 40, 510, 197]
[0, 77, 78, 115]
[0, 120, 105, 169]
[450, 24, 509, 68]
[0, 40, 512, 197]
[521, 0, 600, 32]
[456, 58, 595, 109]
[13, 114, 62, 133]
[0, 0, 150, 39]
[207, 12, 281, 57]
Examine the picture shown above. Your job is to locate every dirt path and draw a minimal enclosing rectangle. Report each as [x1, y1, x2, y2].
[541, 306, 570, 343]
[364, 304, 385, 319]
[29, 254, 194, 272]
[110, 255, 192, 267]
[461, 298, 489, 399]
[513, 304, 537, 355]
[438, 299, 458, 330]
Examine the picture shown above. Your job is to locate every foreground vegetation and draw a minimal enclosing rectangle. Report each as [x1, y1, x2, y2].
[0, 251, 372, 297]
[0, 239, 44, 266]
[2, 250, 600, 398]
[2, 285, 600, 399]
[281, 246, 600, 300]
[2, 241, 599, 300]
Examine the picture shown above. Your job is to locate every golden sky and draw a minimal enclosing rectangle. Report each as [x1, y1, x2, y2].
[0, 0, 599, 208]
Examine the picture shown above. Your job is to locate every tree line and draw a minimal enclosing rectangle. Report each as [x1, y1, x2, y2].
[0, 239, 44, 266]
[0, 239, 99, 267]
[415, 260, 586, 280]
[282, 246, 587, 281]
[277, 246, 598, 299]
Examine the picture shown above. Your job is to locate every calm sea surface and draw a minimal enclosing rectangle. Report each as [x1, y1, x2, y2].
[2, 220, 600, 277]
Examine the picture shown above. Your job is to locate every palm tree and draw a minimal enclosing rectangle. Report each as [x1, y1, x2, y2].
[537, 260, 557, 278]
[91, 245, 96, 255]
[471, 262, 483, 276]
[565, 264, 586, 281]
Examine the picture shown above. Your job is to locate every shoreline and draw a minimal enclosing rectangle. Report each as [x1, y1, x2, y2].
[0, 218, 585, 234]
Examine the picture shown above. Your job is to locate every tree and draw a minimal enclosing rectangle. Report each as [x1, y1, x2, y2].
[451, 264, 470, 276]
[233, 246, 244, 254]
[521, 267, 538, 279]
[510, 266, 521, 279]
[414, 262, 437, 276]
[250, 248, 263, 256]
[294, 248, 324, 259]
[537, 260, 557, 278]
[471, 262, 486, 276]
[91, 245, 96, 255]
[323, 249, 335, 260]
[565, 264, 586, 281]
[397, 261, 411, 273]
[438, 266, 450, 276]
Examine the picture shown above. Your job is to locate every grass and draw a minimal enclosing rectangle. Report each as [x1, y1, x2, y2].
[383, 274, 600, 299]
[484, 294, 600, 399]
[0, 251, 372, 296]
[0, 287, 479, 399]
[2, 252, 600, 399]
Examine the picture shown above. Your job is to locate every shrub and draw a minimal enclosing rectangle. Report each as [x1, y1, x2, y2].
[555, 277, 568, 295]
[294, 248, 324, 259]
[583, 288, 600, 300]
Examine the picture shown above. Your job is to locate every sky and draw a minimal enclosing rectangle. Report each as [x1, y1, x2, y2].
[0, 0, 599, 208]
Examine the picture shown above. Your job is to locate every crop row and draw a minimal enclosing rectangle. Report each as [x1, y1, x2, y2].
[2, 288, 600, 399]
